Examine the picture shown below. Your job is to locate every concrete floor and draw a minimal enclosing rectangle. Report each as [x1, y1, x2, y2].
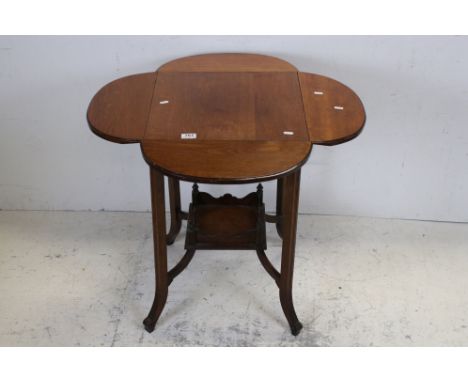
[0, 210, 467, 346]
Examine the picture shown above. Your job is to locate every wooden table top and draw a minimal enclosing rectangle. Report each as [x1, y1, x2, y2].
[87, 53, 365, 183]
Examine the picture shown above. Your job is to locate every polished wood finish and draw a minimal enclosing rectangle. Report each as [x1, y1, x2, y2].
[87, 72, 156, 143]
[275, 178, 284, 239]
[146, 72, 308, 141]
[158, 53, 297, 72]
[87, 53, 366, 336]
[143, 167, 168, 333]
[185, 184, 266, 250]
[87, 53, 365, 182]
[299, 72, 366, 145]
[141, 140, 312, 183]
[279, 170, 303, 335]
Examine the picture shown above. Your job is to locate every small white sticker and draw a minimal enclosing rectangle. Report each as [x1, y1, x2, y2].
[283, 131, 294, 136]
[314, 91, 324, 95]
[159, 100, 169, 104]
[334, 106, 344, 110]
[181, 133, 197, 139]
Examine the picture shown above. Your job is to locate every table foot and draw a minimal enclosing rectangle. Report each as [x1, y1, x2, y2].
[143, 317, 156, 333]
[143, 283, 168, 333]
[166, 231, 179, 245]
[290, 320, 303, 336]
[280, 289, 303, 336]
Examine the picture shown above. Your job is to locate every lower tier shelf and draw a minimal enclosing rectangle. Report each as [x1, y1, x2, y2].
[184, 184, 266, 250]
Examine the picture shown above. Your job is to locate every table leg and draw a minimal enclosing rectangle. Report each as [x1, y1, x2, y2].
[276, 177, 284, 239]
[279, 169, 303, 336]
[143, 167, 169, 333]
[166, 177, 182, 245]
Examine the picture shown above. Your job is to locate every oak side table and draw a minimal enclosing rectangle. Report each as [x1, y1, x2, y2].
[87, 53, 365, 336]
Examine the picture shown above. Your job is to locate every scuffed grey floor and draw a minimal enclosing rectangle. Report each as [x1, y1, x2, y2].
[1, 211, 468, 346]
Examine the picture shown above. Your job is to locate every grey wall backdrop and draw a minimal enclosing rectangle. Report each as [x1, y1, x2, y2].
[0, 36, 467, 222]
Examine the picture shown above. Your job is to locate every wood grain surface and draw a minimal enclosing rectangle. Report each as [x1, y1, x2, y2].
[146, 72, 308, 141]
[158, 53, 298, 72]
[87, 72, 157, 143]
[299, 72, 366, 145]
[141, 140, 312, 183]
[87, 53, 365, 182]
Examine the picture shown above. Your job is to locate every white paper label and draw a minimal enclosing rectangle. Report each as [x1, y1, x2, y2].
[159, 100, 169, 104]
[181, 133, 197, 139]
[314, 91, 324, 95]
[283, 131, 294, 135]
